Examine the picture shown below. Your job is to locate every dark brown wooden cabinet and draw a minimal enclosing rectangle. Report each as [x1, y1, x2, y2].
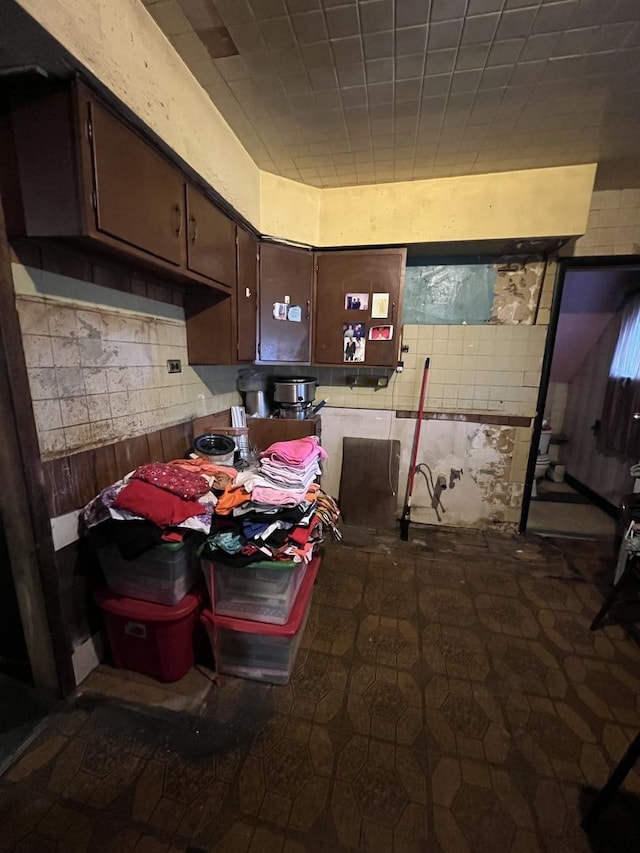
[5, 80, 233, 293]
[259, 243, 313, 363]
[185, 227, 258, 365]
[185, 184, 236, 287]
[89, 98, 186, 267]
[313, 248, 406, 367]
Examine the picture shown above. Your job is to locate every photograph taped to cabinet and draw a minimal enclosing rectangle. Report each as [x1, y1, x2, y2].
[345, 293, 369, 311]
[371, 293, 390, 319]
[344, 323, 366, 362]
[369, 325, 393, 341]
[272, 302, 288, 320]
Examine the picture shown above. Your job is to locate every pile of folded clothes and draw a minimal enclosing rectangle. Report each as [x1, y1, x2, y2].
[83, 458, 235, 557]
[202, 435, 340, 567]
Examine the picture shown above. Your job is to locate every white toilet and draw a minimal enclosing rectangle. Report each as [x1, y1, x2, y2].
[532, 431, 552, 497]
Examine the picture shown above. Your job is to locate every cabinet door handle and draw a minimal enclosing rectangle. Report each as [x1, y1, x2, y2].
[391, 301, 396, 321]
[189, 215, 198, 244]
[173, 204, 183, 237]
[306, 300, 311, 320]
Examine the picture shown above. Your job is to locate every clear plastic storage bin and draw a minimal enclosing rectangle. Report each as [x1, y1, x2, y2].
[202, 557, 307, 625]
[97, 535, 201, 606]
[202, 556, 319, 684]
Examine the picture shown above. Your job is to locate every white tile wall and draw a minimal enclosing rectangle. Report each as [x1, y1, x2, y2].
[14, 265, 241, 460]
[573, 189, 640, 256]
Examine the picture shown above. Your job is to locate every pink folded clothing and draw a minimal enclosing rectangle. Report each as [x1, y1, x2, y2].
[261, 436, 327, 468]
[131, 462, 209, 500]
[251, 485, 310, 506]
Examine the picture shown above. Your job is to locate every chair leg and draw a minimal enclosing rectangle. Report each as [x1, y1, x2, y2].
[590, 565, 631, 631]
[582, 733, 640, 828]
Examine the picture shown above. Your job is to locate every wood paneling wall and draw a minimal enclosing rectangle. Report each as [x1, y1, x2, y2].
[43, 412, 231, 517]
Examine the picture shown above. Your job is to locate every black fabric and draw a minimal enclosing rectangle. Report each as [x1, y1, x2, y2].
[88, 519, 165, 560]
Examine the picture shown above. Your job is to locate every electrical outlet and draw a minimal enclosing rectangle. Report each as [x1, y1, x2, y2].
[167, 359, 182, 374]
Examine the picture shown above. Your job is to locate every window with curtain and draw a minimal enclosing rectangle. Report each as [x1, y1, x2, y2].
[600, 291, 640, 458]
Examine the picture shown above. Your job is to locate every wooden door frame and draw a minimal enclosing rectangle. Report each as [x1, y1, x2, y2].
[519, 254, 640, 534]
[0, 192, 73, 693]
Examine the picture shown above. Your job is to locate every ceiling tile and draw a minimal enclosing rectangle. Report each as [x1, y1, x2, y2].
[552, 26, 597, 56]
[395, 53, 425, 79]
[363, 30, 394, 58]
[456, 42, 492, 70]
[395, 78, 423, 100]
[428, 19, 464, 50]
[509, 59, 546, 83]
[283, 0, 321, 10]
[291, 11, 327, 43]
[467, 0, 504, 13]
[366, 57, 394, 83]
[213, 0, 254, 25]
[309, 66, 339, 89]
[451, 68, 483, 92]
[422, 74, 450, 96]
[336, 62, 366, 86]
[341, 86, 367, 107]
[430, 0, 467, 23]
[270, 45, 305, 72]
[531, 2, 579, 35]
[148, 1, 192, 36]
[368, 81, 394, 101]
[495, 7, 537, 39]
[461, 12, 500, 44]
[425, 48, 457, 74]
[395, 0, 431, 28]
[300, 41, 334, 66]
[479, 64, 513, 88]
[360, 0, 394, 34]
[325, 4, 360, 38]
[396, 26, 428, 55]
[214, 54, 251, 80]
[486, 37, 524, 65]
[248, 0, 287, 19]
[260, 16, 295, 47]
[331, 36, 364, 65]
[227, 21, 264, 51]
[519, 32, 561, 61]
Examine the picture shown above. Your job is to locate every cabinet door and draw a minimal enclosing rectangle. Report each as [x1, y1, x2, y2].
[88, 100, 186, 266]
[259, 243, 313, 363]
[236, 228, 258, 362]
[184, 292, 234, 365]
[313, 249, 406, 367]
[185, 184, 236, 287]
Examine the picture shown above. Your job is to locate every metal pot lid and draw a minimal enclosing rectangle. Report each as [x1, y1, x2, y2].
[273, 376, 317, 384]
[193, 433, 236, 455]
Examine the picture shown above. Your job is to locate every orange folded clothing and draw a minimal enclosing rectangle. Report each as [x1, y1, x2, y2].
[215, 484, 252, 515]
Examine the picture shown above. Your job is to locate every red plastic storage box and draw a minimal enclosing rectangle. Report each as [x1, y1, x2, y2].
[202, 556, 319, 685]
[94, 587, 200, 682]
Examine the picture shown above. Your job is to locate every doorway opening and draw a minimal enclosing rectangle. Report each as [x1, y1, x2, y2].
[522, 256, 640, 539]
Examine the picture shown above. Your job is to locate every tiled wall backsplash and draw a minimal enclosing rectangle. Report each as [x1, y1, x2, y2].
[573, 189, 640, 256]
[13, 264, 240, 460]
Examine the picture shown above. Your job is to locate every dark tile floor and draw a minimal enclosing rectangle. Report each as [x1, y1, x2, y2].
[2, 525, 640, 852]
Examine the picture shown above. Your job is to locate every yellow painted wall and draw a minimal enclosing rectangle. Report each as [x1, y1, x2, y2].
[259, 173, 320, 246]
[318, 165, 597, 246]
[17, 0, 596, 247]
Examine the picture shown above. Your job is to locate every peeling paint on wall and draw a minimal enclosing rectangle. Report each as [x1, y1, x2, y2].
[490, 262, 545, 325]
[403, 261, 545, 326]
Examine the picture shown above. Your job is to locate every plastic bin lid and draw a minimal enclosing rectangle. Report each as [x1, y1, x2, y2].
[202, 557, 297, 572]
[205, 555, 320, 637]
[94, 587, 201, 620]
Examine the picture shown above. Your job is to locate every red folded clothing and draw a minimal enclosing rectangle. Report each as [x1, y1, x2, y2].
[131, 462, 209, 500]
[113, 479, 204, 527]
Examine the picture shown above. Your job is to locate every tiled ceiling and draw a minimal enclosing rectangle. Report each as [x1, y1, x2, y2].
[142, 0, 640, 190]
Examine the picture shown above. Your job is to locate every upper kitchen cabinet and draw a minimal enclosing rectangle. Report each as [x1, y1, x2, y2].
[185, 184, 236, 288]
[185, 227, 258, 365]
[313, 249, 407, 367]
[4, 80, 232, 293]
[258, 243, 313, 363]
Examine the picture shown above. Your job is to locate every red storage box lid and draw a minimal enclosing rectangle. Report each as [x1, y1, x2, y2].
[204, 555, 320, 638]
[94, 587, 200, 621]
